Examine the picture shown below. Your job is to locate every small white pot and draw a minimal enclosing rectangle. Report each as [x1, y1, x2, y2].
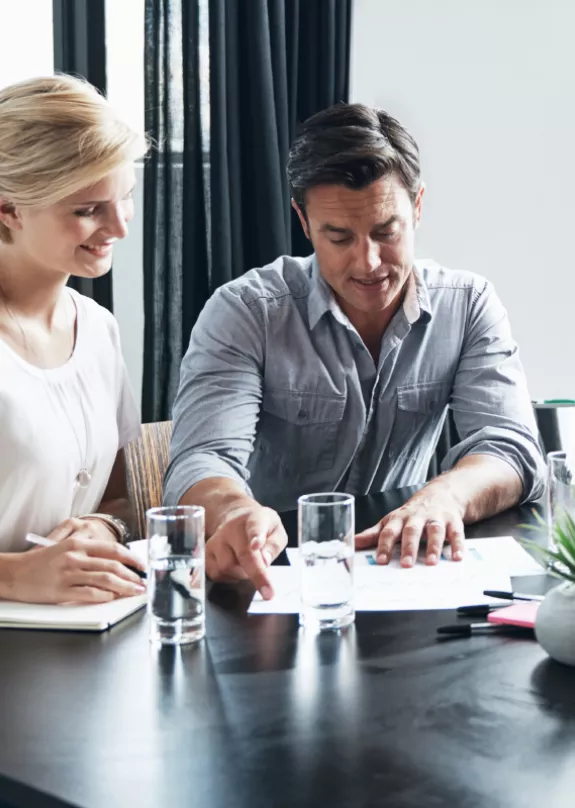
[535, 582, 575, 666]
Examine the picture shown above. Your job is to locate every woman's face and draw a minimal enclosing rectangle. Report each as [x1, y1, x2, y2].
[1, 163, 136, 279]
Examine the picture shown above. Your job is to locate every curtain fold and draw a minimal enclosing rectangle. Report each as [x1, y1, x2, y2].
[142, 0, 208, 422]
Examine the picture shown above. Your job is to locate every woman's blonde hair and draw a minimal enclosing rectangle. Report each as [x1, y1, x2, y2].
[0, 74, 148, 243]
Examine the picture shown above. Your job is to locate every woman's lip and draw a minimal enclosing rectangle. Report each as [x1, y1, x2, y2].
[80, 244, 113, 256]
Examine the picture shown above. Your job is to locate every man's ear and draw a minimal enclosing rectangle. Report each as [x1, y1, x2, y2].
[0, 199, 23, 233]
[413, 183, 425, 229]
[291, 199, 310, 240]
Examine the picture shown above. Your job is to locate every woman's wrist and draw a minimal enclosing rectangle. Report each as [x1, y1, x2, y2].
[0, 553, 18, 600]
[78, 514, 129, 543]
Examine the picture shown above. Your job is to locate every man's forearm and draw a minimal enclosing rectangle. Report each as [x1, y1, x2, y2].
[424, 454, 523, 523]
[179, 478, 256, 537]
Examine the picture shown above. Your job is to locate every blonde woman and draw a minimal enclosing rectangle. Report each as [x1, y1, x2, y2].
[0, 74, 147, 604]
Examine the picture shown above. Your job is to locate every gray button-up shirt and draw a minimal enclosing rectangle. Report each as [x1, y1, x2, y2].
[165, 255, 545, 512]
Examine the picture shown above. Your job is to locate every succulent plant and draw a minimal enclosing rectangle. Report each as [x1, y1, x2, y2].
[521, 509, 575, 585]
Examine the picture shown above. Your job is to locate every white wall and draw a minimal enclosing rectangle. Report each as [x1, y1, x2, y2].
[106, 0, 146, 407]
[112, 168, 144, 407]
[0, 1, 53, 85]
[351, 0, 575, 400]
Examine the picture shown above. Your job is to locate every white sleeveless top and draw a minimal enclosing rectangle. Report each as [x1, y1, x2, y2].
[0, 290, 140, 552]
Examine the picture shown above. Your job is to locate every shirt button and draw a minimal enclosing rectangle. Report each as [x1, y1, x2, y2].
[298, 409, 308, 420]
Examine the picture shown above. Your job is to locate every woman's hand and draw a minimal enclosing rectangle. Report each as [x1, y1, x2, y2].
[47, 517, 118, 544]
[0, 536, 146, 604]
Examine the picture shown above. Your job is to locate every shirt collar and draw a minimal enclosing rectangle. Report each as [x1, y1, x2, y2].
[307, 256, 432, 331]
[405, 263, 432, 325]
[307, 256, 334, 330]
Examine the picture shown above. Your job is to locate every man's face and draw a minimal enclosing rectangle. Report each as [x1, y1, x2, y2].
[294, 174, 424, 323]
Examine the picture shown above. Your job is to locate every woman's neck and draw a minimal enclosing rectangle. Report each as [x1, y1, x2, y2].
[0, 247, 69, 326]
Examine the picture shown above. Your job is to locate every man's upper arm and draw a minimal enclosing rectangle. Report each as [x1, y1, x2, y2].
[443, 280, 545, 501]
[163, 286, 264, 505]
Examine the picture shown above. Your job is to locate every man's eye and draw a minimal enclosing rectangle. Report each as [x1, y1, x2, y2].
[329, 237, 352, 245]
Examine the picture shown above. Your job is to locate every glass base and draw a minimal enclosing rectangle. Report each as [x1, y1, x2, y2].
[149, 616, 205, 645]
[299, 603, 355, 632]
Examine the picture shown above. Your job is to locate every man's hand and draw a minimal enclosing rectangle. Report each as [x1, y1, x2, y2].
[355, 486, 465, 567]
[206, 503, 287, 599]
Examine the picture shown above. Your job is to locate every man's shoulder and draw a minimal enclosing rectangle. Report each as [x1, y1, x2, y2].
[415, 259, 489, 295]
[217, 255, 314, 307]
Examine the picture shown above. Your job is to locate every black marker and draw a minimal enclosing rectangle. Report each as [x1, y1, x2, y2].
[483, 590, 544, 603]
[437, 623, 534, 637]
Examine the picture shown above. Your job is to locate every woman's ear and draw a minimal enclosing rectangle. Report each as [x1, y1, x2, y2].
[0, 199, 23, 233]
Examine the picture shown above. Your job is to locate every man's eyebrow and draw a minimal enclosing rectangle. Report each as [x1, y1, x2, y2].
[319, 215, 400, 235]
[372, 215, 400, 229]
[319, 224, 351, 234]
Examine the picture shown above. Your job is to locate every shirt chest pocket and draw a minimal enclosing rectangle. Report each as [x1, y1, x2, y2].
[389, 381, 450, 458]
[257, 391, 346, 473]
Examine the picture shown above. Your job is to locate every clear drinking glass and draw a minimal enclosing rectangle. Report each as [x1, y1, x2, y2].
[547, 451, 575, 555]
[147, 506, 205, 645]
[298, 493, 355, 631]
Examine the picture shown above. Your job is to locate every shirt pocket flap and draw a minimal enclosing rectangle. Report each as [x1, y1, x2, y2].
[263, 391, 346, 425]
[397, 382, 450, 414]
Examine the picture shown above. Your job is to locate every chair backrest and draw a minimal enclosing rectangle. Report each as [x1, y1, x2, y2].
[125, 421, 173, 539]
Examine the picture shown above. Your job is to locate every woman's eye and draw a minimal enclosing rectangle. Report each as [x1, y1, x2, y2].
[74, 208, 96, 218]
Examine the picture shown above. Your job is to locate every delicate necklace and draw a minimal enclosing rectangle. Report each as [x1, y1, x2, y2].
[0, 284, 93, 490]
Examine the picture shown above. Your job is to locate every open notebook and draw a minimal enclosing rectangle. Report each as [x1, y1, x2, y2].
[0, 594, 147, 632]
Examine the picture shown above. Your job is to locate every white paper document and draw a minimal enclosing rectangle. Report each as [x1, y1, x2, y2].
[247, 537, 539, 614]
[461, 536, 543, 577]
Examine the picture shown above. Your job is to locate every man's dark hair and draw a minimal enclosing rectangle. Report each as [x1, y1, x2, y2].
[287, 103, 421, 209]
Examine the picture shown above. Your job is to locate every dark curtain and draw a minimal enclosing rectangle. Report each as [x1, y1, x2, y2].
[142, 0, 209, 422]
[52, 0, 113, 311]
[142, 0, 352, 420]
[209, 0, 353, 288]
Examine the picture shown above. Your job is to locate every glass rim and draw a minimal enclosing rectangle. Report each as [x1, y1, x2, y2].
[298, 492, 355, 506]
[547, 450, 569, 463]
[146, 505, 205, 521]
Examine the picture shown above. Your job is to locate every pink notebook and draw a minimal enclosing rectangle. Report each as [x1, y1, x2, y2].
[487, 601, 540, 628]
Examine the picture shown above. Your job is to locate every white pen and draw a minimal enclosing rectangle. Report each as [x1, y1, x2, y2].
[26, 533, 55, 547]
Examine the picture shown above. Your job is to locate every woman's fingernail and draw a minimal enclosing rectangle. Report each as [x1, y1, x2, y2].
[402, 555, 413, 567]
[250, 535, 264, 550]
[453, 550, 463, 561]
[377, 552, 388, 564]
[427, 553, 438, 564]
[261, 585, 273, 600]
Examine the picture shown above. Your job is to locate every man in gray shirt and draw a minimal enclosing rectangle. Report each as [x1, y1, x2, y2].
[165, 104, 545, 599]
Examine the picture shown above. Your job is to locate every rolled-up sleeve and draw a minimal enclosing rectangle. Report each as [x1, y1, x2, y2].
[441, 279, 545, 502]
[163, 285, 264, 506]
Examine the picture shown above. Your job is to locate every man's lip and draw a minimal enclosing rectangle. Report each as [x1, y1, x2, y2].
[352, 276, 389, 284]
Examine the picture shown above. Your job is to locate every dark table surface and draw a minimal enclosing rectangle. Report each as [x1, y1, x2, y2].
[1, 490, 574, 808]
